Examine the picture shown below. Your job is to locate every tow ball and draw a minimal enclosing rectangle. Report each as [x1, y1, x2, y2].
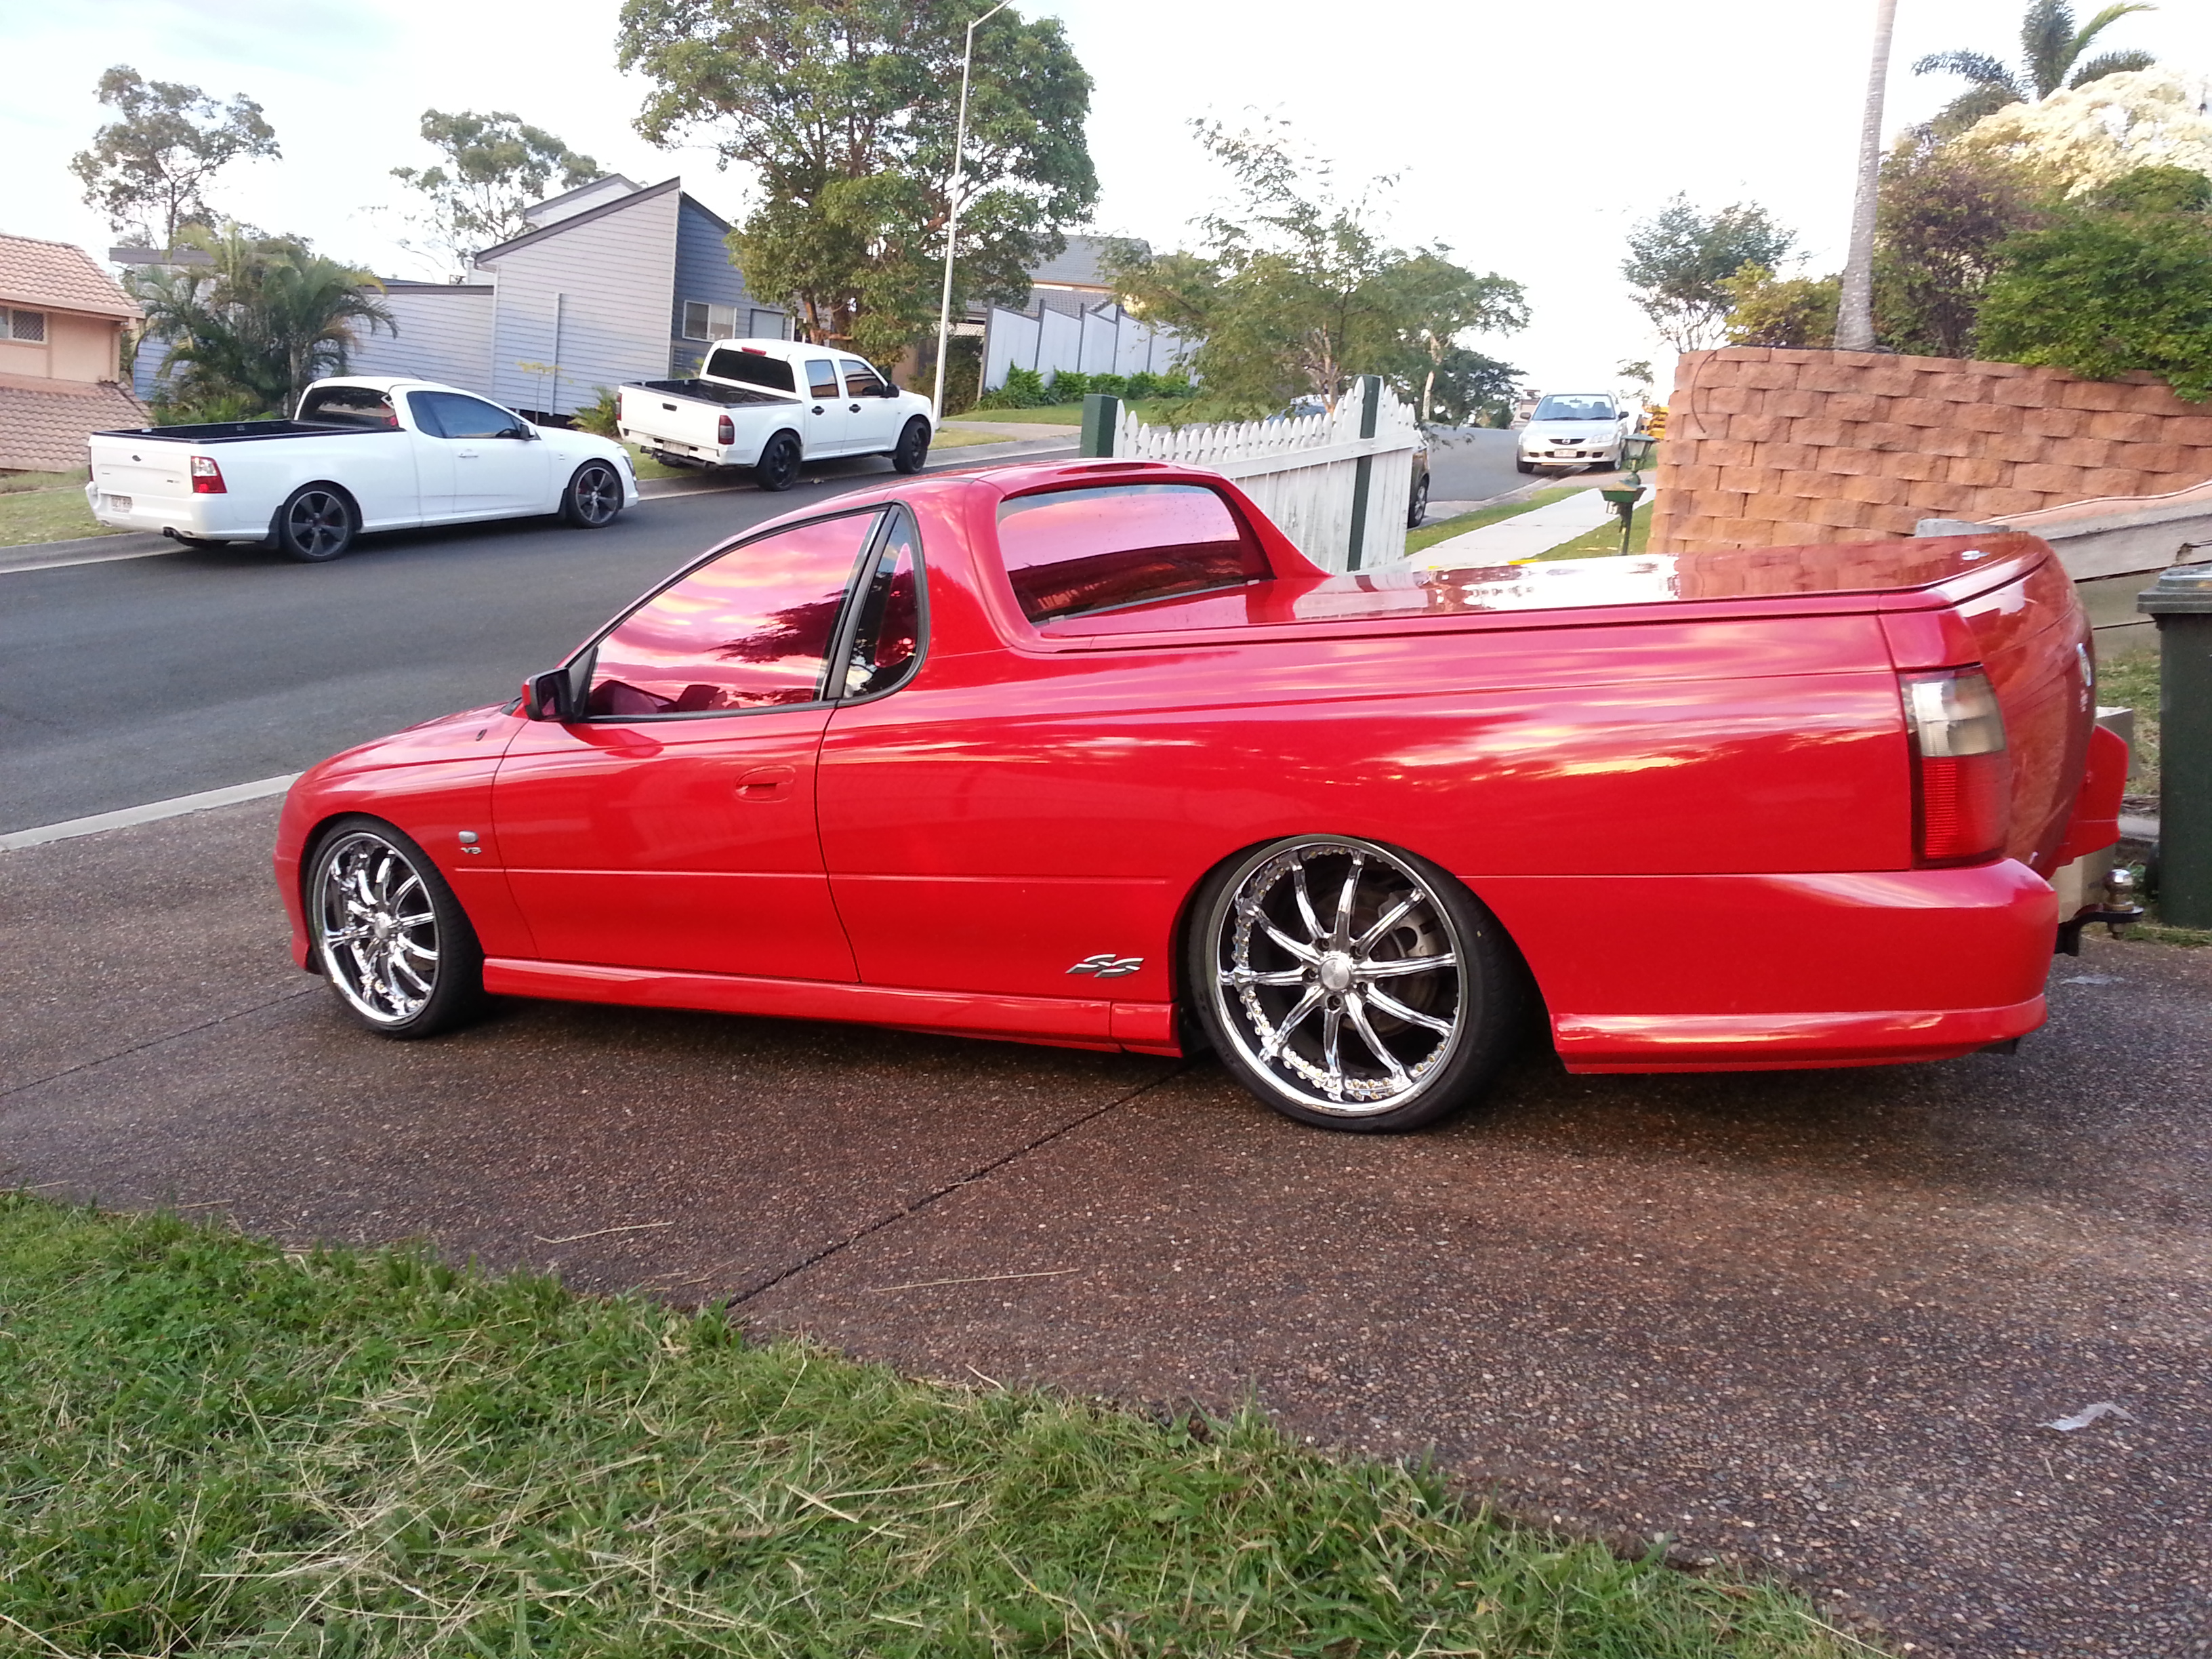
[2055, 865, 2145, 956]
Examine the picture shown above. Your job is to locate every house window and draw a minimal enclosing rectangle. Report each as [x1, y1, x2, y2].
[0, 309, 47, 343]
[681, 301, 739, 342]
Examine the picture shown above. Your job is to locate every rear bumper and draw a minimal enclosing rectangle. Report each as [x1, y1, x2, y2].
[1473, 859, 2058, 1073]
[84, 483, 264, 539]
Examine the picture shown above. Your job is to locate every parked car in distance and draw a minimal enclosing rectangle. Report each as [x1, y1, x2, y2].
[276, 458, 2123, 1134]
[1515, 392, 1634, 474]
[86, 379, 636, 562]
[617, 338, 935, 491]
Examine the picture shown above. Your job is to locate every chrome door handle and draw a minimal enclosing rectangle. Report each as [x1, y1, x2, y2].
[457, 448, 480, 459]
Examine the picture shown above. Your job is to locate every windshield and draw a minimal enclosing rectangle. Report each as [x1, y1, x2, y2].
[1533, 395, 1616, 423]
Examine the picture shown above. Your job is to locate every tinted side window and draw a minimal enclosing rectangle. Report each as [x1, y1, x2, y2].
[705, 348, 796, 394]
[841, 359, 888, 398]
[995, 484, 1268, 623]
[298, 386, 397, 429]
[842, 508, 922, 698]
[586, 512, 880, 718]
[806, 359, 840, 401]
[405, 392, 447, 436]
[419, 392, 520, 439]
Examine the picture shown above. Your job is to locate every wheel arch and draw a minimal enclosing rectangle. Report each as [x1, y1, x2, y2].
[270, 478, 361, 534]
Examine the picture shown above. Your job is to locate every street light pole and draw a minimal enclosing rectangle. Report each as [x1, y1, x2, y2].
[1836, 0, 1898, 352]
[931, 0, 1010, 421]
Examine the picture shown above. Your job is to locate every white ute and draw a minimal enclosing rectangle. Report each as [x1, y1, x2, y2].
[85, 377, 638, 562]
[617, 338, 935, 490]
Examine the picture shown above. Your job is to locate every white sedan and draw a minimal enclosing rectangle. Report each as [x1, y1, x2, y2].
[87, 377, 639, 562]
[1515, 392, 1635, 474]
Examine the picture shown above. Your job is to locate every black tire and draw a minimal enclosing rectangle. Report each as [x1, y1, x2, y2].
[1513, 458, 1535, 475]
[754, 431, 802, 492]
[306, 816, 485, 1039]
[562, 459, 624, 527]
[1406, 472, 1430, 528]
[272, 484, 356, 562]
[891, 417, 931, 474]
[1185, 834, 1524, 1133]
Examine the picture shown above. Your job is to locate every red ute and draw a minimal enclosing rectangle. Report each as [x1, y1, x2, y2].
[274, 459, 2121, 1132]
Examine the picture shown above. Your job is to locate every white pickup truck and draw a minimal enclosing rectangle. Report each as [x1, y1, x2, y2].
[617, 338, 935, 489]
[86, 377, 638, 562]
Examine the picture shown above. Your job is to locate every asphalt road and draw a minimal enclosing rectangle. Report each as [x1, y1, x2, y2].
[0, 448, 1064, 835]
[4, 798, 2205, 1659]
[1423, 425, 1530, 504]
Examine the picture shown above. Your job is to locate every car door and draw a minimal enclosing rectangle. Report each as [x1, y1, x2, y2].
[401, 391, 459, 517]
[414, 390, 554, 516]
[491, 507, 888, 981]
[840, 358, 903, 454]
[817, 483, 1271, 1008]
[800, 356, 851, 456]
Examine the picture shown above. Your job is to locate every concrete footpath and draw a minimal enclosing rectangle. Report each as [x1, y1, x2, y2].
[3, 801, 2209, 1658]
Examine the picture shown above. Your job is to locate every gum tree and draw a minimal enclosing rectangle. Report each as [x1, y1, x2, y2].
[390, 110, 602, 274]
[70, 66, 280, 250]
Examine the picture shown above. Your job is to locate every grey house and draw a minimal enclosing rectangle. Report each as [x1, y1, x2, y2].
[346, 176, 786, 420]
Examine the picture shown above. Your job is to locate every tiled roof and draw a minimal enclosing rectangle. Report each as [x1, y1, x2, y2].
[0, 234, 140, 320]
[0, 373, 148, 472]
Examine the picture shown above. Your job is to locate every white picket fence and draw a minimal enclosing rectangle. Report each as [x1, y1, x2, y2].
[1101, 377, 1421, 572]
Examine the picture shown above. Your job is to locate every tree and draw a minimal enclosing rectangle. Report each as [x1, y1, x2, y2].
[1721, 266, 1841, 348]
[615, 0, 1097, 365]
[1622, 197, 1795, 352]
[390, 110, 601, 274]
[1912, 0, 2157, 134]
[69, 66, 280, 249]
[1380, 250, 1528, 422]
[131, 226, 394, 416]
[1951, 68, 2212, 196]
[1109, 123, 1524, 419]
[1975, 173, 2212, 399]
[1418, 348, 1522, 427]
[1872, 140, 2045, 357]
[1837, 0, 1897, 351]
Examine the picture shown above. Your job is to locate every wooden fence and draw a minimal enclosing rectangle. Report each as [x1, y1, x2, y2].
[1082, 377, 1420, 573]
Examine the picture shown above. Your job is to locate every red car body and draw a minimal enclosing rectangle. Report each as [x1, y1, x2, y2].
[276, 458, 2121, 1077]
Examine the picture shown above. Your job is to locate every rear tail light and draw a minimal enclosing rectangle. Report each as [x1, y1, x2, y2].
[189, 455, 226, 494]
[716, 413, 735, 445]
[1902, 669, 2009, 865]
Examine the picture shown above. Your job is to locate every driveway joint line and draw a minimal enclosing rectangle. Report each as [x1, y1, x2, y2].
[729, 1063, 1188, 1307]
[0, 985, 321, 1106]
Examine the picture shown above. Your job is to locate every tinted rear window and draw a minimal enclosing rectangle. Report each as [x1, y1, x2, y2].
[995, 484, 1269, 624]
[705, 348, 796, 394]
[298, 386, 397, 428]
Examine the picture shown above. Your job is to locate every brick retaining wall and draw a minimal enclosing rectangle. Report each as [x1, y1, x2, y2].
[1649, 347, 2212, 555]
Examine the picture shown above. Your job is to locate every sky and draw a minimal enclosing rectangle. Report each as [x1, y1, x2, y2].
[5, 0, 2209, 398]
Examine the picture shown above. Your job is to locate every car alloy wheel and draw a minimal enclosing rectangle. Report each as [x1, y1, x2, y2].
[755, 432, 800, 491]
[276, 485, 355, 562]
[1407, 473, 1429, 527]
[893, 417, 931, 474]
[566, 460, 622, 527]
[308, 821, 484, 1037]
[1192, 836, 1523, 1131]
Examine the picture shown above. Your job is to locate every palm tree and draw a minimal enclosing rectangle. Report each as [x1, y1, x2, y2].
[132, 224, 394, 416]
[1913, 1, 2158, 134]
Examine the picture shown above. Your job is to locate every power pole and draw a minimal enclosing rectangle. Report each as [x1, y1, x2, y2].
[1836, 0, 1898, 352]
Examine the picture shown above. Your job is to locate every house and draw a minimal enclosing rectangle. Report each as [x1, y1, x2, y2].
[0, 233, 147, 472]
[344, 176, 788, 420]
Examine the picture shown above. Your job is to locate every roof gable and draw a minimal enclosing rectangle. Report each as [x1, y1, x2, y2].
[472, 177, 684, 266]
[0, 235, 139, 320]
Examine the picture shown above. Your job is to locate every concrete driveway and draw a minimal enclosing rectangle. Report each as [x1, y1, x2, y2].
[3, 799, 2206, 1659]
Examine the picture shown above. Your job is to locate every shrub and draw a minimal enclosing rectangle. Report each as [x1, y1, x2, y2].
[1976, 203, 2212, 400]
[972, 365, 1048, 410]
[1045, 369, 1088, 400]
[570, 387, 621, 438]
[1721, 266, 1839, 348]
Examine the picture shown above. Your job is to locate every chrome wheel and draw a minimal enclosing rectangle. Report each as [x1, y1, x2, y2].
[282, 488, 352, 559]
[313, 831, 441, 1027]
[568, 461, 621, 527]
[1208, 838, 1465, 1117]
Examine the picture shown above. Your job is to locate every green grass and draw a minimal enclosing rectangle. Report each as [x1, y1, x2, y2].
[1536, 499, 1653, 562]
[948, 399, 1197, 428]
[1405, 487, 1580, 558]
[0, 476, 115, 548]
[2093, 650, 2160, 794]
[0, 1195, 1860, 1658]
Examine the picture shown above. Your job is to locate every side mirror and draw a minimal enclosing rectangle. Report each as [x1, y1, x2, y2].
[523, 665, 581, 722]
[505, 425, 537, 441]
